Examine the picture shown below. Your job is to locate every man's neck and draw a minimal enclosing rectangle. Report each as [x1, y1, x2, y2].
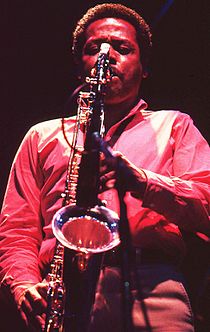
[104, 97, 139, 133]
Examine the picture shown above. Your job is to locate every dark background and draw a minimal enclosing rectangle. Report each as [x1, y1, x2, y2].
[1, 0, 209, 206]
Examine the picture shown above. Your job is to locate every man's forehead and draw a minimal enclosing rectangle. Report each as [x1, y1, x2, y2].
[85, 17, 137, 41]
[89, 17, 132, 26]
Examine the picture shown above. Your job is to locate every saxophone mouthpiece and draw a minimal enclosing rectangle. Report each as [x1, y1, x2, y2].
[99, 43, 110, 57]
[87, 43, 111, 84]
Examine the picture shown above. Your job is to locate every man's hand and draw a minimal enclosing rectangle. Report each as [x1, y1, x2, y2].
[92, 132, 147, 197]
[18, 281, 48, 331]
[100, 150, 147, 198]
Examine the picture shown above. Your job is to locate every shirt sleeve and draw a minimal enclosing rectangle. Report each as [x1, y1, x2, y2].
[142, 113, 210, 236]
[0, 127, 44, 304]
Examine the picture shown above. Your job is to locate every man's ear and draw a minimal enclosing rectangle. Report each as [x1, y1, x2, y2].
[142, 70, 149, 79]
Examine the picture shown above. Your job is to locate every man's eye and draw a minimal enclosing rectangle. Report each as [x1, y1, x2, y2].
[118, 46, 132, 55]
[84, 44, 99, 55]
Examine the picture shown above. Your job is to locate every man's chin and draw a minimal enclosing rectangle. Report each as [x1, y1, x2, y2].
[104, 93, 124, 105]
[106, 81, 122, 96]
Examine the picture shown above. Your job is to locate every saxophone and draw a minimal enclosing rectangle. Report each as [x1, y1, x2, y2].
[44, 43, 120, 332]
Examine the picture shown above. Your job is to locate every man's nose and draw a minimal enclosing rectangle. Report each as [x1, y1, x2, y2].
[109, 46, 117, 65]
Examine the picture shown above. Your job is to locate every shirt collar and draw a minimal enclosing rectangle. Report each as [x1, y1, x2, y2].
[105, 98, 148, 140]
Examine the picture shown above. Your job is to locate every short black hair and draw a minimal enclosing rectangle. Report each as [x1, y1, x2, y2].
[72, 3, 152, 72]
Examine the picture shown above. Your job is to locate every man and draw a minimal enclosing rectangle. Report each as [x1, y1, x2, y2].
[0, 3, 209, 332]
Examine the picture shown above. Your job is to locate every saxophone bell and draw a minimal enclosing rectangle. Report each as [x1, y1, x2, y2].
[52, 204, 120, 254]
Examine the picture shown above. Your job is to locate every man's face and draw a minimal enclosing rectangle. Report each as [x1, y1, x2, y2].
[81, 18, 144, 105]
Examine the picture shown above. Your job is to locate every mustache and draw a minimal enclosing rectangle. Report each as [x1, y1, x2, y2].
[89, 65, 122, 81]
[109, 67, 122, 80]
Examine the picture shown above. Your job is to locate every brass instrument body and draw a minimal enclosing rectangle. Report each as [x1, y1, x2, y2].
[53, 43, 120, 257]
[45, 43, 120, 332]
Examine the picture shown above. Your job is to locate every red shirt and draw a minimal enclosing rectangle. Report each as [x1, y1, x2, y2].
[0, 99, 209, 303]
